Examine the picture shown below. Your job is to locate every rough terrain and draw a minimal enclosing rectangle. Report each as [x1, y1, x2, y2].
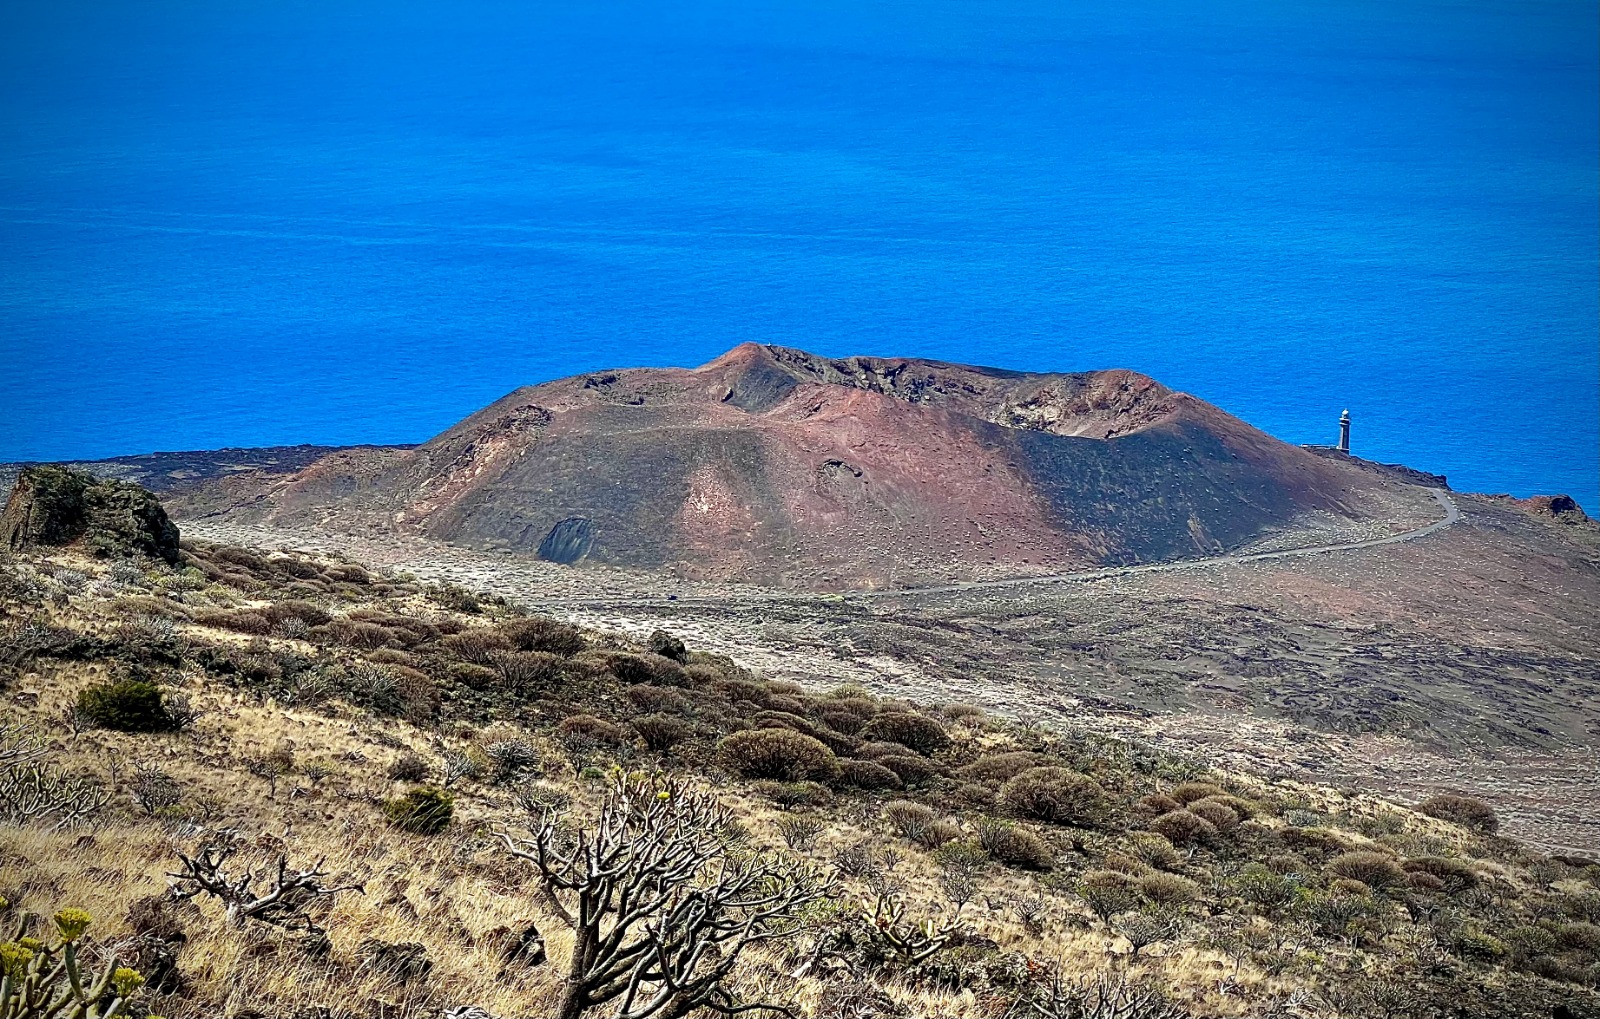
[179, 488, 1600, 855]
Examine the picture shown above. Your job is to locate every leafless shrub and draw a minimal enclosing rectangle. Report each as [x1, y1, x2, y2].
[130, 760, 183, 815]
[494, 771, 831, 1019]
[776, 815, 827, 851]
[169, 835, 364, 934]
[0, 724, 110, 829]
[1006, 969, 1189, 1019]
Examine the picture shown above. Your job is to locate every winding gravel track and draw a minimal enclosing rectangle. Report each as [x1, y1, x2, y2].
[532, 487, 1461, 607]
[845, 487, 1461, 600]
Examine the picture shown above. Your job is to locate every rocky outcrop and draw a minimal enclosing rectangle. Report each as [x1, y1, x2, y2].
[1, 466, 180, 563]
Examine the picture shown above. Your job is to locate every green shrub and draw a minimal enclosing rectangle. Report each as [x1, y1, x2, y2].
[1075, 870, 1140, 924]
[1169, 781, 1226, 804]
[556, 714, 628, 747]
[1138, 872, 1199, 909]
[712, 677, 770, 705]
[76, 680, 171, 733]
[718, 729, 840, 783]
[838, 759, 903, 790]
[884, 800, 938, 840]
[632, 713, 693, 752]
[1000, 767, 1109, 827]
[975, 818, 1054, 870]
[750, 780, 834, 809]
[1188, 797, 1242, 832]
[875, 754, 941, 787]
[1133, 792, 1181, 817]
[500, 616, 587, 656]
[609, 652, 687, 686]
[1451, 928, 1508, 961]
[858, 712, 950, 755]
[193, 608, 272, 635]
[955, 751, 1043, 783]
[1150, 809, 1215, 847]
[1418, 794, 1499, 835]
[383, 786, 454, 835]
[262, 599, 333, 628]
[1401, 856, 1479, 895]
[448, 661, 501, 690]
[1124, 832, 1181, 871]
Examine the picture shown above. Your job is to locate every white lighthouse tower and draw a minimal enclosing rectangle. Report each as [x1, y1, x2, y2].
[1337, 409, 1351, 454]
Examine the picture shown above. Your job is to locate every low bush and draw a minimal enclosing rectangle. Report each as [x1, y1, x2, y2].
[884, 800, 938, 840]
[500, 616, 587, 656]
[555, 714, 628, 747]
[1138, 871, 1199, 909]
[1170, 781, 1227, 804]
[875, 754, 941, 787]
[1076, 870, 1140, 924]
[609, 652, 688, 687]
[1132, 791, 1181, 817]
[750, 780, 834, 809]
[1150, 809, 1216, 847]
[1000, 767, 1110, 827]
[1124, 832, 1182, 871]
[632, 713, 693, 752]
[383, 786, 454, 835]
[1402, 856, 1480, 894]
[956, 751, 1043, 783]
[975, 818, 1054, 870]
[837, 759, 903, 790]
[858, 711, 950, 755]
[319, 618, 397, 649]
[1188, 797, 1242, 832]
[193, 608, 273, 635]
[448, 662, 501, 690]
[1327, 851, 1408, 891]
[262, 599, 333, 628]
[387, 752, 431, 783]
[625, 684, 694, 715]
[439, 629, 511, 665]
[489, 650, 563, 694]
[1418, 794, 1500, 835]
[76, 679, 172, 733]
[718, 729, 841, 783]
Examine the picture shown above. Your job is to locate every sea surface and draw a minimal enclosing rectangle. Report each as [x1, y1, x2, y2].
[1, 0, 1595, 509]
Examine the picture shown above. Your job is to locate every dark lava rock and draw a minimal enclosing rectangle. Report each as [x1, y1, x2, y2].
[537, 516, 593, 565]
[499, 920, 547, 968]
[358, 938, 433, 983]
[0, 466, 180, 562]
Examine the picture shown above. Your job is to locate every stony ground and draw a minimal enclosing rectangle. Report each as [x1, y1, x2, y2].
[177, 490, 1600, 855]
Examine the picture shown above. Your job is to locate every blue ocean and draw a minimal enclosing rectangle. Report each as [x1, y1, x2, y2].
[1, 0, 1595, 509]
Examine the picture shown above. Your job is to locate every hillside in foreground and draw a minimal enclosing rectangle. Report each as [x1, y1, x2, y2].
[1, 473, 1596, 1019]
[162, 344, 1435, 589]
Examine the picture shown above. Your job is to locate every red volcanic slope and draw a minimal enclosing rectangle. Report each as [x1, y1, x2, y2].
[175, 344, 1405, 589]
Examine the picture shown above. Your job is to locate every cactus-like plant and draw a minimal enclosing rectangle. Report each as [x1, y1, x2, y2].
[0, 903, 147, 1018]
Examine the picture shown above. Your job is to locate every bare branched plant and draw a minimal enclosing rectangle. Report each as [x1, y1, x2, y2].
[168, 835, 364, 934]
[1005, 969, 1188, 1019]
[775, 815, 825, 852]
[859, 888, 962, 967]
[0, 724, 111, 830]
[129, 760, 182, 815]
[495, 771, 833, 1019]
